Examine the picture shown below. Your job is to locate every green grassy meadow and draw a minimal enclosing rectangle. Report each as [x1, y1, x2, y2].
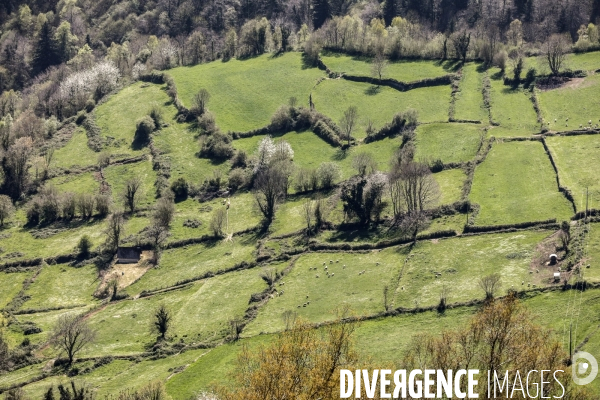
[488, 69, 540, 134]
[539, 73, 600, 132]
[51, 127, 99, 171]
[546, 135, 600, 211]
[454, 63, 488, 122]
[320, 53, 450, 82]
[414, 122, 484, 163]
[312, 79, 451, 137]
[470, 141, 573, 225]
[169, 53, 324, 132]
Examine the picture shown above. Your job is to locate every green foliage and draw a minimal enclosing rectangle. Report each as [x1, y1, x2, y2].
[77, 235, 92, 257]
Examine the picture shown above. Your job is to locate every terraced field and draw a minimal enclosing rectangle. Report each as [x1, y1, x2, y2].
[4, 50, 600, 398]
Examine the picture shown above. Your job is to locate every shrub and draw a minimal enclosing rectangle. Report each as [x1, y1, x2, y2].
[85, 99, 95, 112]
[270, 105, 293, 132]
[197, 111, 218, 134]
[26, 198, 42, 226]
[98, 152, 110, 168]
[493, 50, 508, 71]
[0, 195, 15, 227]
[231, 150, 248, 168]
[95, 194, 111, 217]
[524, 68, 536, 87]
[153, 197, 175, 228]
[200, 132, 235, 159]
[317, 162, 341, 189]
[149, 104, 163, 128]
[77, 235, 92, 257]
[134, 115, 155, 143]
[170, 178, 189, 201]
[228, 168, 247, 191]
[61, 192, 76, 220]
[210, 208, 227, 237]
[77, 193, 95, 219]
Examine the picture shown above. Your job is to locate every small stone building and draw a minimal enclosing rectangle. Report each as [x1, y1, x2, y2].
[116, 247, 141, 264]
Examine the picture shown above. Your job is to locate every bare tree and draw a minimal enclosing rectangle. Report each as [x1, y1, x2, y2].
[371, 51, 387, 81]
[339, 106, 358, 148]
[122, 177, 142, 213]
[389, 152, 440, 240]
[77, 193, 95, 219]
[105, 211, 125, 252]
[254, 164, 287, 225]
[152, 304, 172, 340]
[479, 273, 502, 300]
[351, 152, 377, 177]
[192, 88, 211, 115]
[545, 34, 569, 75]
[152, 196, 174, 228]
[452, 30, 471, 63]
[52, 314, 95, 366]
[43, 147, 54, 179]
[0, 195, 15, 227]
[210, 207, 227, 237]
[146, 223, 169, 262]
[302, 198, 314, 237]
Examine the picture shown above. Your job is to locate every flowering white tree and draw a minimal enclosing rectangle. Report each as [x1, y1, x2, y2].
[59, 61, 120, 113]
[254, 136, 276, 173]
[254, 136, 294, 174]
[131, 63, 147, 80]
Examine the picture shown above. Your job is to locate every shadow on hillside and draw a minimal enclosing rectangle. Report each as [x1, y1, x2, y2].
[364, 85, 381, 95]
[436, 59, 462, 72]
[332, 148, 349, 161]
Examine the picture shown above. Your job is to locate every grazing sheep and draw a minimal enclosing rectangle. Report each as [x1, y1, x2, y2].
[330, 260, 333, 264]
[323, 262, 326, 266]
[589, 120, 592, 125]
[554, 118, 557, 122]
[528, 283, 531, 287]
[316, 275, 319, 278]
[298, 305, 301, 308]
[376, 262, 380, 266]
[343, 265, 346, 269]
[336, 260, 339, 263]
[580, 124, 583, 128]
[306, 295, 309, 298]
[401, 286, 404, 290]
[303, 303, 306, 307]
[566, 124, 568, 127]
[522, 281, 524, 285]
[332, 273, 335, 276]
[566, 117, 569, 121]
[307, 301, 310, 304]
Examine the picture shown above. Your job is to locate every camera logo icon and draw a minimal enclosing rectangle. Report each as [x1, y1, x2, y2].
[572, 351, 598, 386]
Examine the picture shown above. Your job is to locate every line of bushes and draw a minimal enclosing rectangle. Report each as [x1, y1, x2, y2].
[572, 209, 600, 220]
[341, 73, 454, 91]
[138, 70, 192, 121]
[363, 109, 418, 143]
[447, 71, 461, 121]
[230, 106, 346, 147]
[540, 137, 577, 212]
[82, 114, 103, 152]
[463, 219, 557, 233]
[308, 229, 457, 251]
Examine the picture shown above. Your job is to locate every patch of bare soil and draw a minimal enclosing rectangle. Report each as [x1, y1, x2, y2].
[99, 250, 154, 291]
[529, 230, 568, 286]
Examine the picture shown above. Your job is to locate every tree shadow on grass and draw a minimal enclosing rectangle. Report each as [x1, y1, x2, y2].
[364, 85, 381, 95]
[436, 59, 462, 72]
[332, 148, 349, 161]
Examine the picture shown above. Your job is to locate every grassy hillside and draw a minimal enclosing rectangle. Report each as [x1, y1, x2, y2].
[5, 50, 600, 399]
[169, 53, 324, 132]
